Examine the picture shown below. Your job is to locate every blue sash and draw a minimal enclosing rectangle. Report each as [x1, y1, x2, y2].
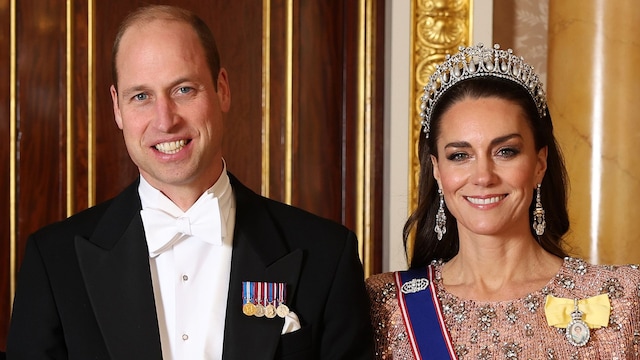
[395, 266, 457, 360]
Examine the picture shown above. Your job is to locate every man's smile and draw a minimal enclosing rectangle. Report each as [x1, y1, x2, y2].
[154, 139, 189, 154]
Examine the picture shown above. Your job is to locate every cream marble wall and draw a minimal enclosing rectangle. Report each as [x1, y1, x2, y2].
[548, 0, 640, 264]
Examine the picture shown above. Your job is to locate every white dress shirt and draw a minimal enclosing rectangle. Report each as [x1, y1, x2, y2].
[138, 168, 235, 360]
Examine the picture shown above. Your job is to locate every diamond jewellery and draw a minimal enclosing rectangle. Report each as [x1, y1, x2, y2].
[420, 43, 548, 138]
[532, 184, 546, 236]
[434, 188, 447, 241]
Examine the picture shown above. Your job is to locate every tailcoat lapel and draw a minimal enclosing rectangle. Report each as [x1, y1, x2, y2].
[74, 176, 302, 359]
[75, 182, 162, 359]
[222, 176, 303, 359]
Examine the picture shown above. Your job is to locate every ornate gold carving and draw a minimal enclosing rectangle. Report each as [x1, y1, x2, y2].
[408, 0, 471, 258]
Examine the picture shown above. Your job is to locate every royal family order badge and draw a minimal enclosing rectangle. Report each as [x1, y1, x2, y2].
[544, 293, 611, 348]
[565, 299, 590, 347]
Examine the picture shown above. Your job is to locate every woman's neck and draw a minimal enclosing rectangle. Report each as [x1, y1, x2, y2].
[440, 234, 563, 301]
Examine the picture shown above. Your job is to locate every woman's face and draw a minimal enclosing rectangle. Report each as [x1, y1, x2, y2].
[431, 96, 547, 238]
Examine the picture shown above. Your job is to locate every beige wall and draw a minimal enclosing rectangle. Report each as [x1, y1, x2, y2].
[548, 0, 640, 265]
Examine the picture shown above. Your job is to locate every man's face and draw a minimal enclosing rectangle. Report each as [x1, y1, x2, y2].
[110, 19, 230, 200]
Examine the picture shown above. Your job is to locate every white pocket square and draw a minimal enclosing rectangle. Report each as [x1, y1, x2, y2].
[281, 311, 301, 334]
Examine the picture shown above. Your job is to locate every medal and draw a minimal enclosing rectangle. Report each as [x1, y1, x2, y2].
[242, 281, 257, 316]
[265, 283, 277, 318]
[254, 304, 265, 317]
[276, 304, 290, 318]
[276, 282, 289, 317]
[243, 303, 256, 316]
[254, 282, 265, 317]
[566, 299, 590, 347]
[265, 304, 277, 318]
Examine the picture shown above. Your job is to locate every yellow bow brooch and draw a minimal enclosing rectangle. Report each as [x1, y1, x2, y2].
[544, 294, 610, 347]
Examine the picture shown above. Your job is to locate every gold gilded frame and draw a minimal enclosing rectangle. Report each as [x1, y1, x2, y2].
[408, 0, 471, 259]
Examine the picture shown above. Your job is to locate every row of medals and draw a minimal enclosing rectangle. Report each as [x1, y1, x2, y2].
[243, 301, 290, 319]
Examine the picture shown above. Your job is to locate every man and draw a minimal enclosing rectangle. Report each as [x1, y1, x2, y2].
[7, 5, 373, 359]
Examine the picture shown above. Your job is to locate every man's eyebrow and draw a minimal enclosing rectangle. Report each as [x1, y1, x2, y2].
[119, 85, 149, 97]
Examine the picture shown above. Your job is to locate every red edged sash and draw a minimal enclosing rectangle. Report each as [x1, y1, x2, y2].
[395, 265, 457, 359]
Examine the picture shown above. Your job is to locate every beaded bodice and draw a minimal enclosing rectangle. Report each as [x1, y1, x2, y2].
[366, 258, 640, 359]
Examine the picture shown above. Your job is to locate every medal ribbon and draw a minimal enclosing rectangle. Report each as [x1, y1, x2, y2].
[278, 283, 286, 307]
[544, 294, 610, 329]
[256, 282, 262, 306]
[395, 266, 457, 360]
[242, 281, 252, 304]
[261, 282, 267, 306]
[268, 283, 274, 305]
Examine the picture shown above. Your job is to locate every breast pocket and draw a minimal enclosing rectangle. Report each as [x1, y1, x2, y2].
[275, 325, 313, 359]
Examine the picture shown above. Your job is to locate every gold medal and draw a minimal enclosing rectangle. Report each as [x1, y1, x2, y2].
[242, 302, 256, 316]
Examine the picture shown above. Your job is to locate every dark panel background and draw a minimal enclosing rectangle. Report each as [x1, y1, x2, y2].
[0, 0, 385, 349]
[0, 0, 11, 348]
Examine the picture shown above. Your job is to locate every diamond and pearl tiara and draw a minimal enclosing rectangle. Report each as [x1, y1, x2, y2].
[420, 43, 548, 138]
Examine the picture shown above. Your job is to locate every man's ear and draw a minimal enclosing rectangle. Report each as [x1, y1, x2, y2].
[216, 68, 231, 112]
[110, 85, 124, 130]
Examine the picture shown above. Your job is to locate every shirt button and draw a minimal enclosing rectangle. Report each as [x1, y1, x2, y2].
[182, 274, 189, 281]
[182, 334, 189, 341]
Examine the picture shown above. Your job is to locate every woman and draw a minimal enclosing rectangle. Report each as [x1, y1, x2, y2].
[367, 44, 640, 359]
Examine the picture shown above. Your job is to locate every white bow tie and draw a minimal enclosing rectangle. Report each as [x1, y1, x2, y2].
[141, 193, 225, 257]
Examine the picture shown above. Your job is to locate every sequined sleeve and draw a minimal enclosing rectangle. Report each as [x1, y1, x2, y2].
[366, 272, 415, 360]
